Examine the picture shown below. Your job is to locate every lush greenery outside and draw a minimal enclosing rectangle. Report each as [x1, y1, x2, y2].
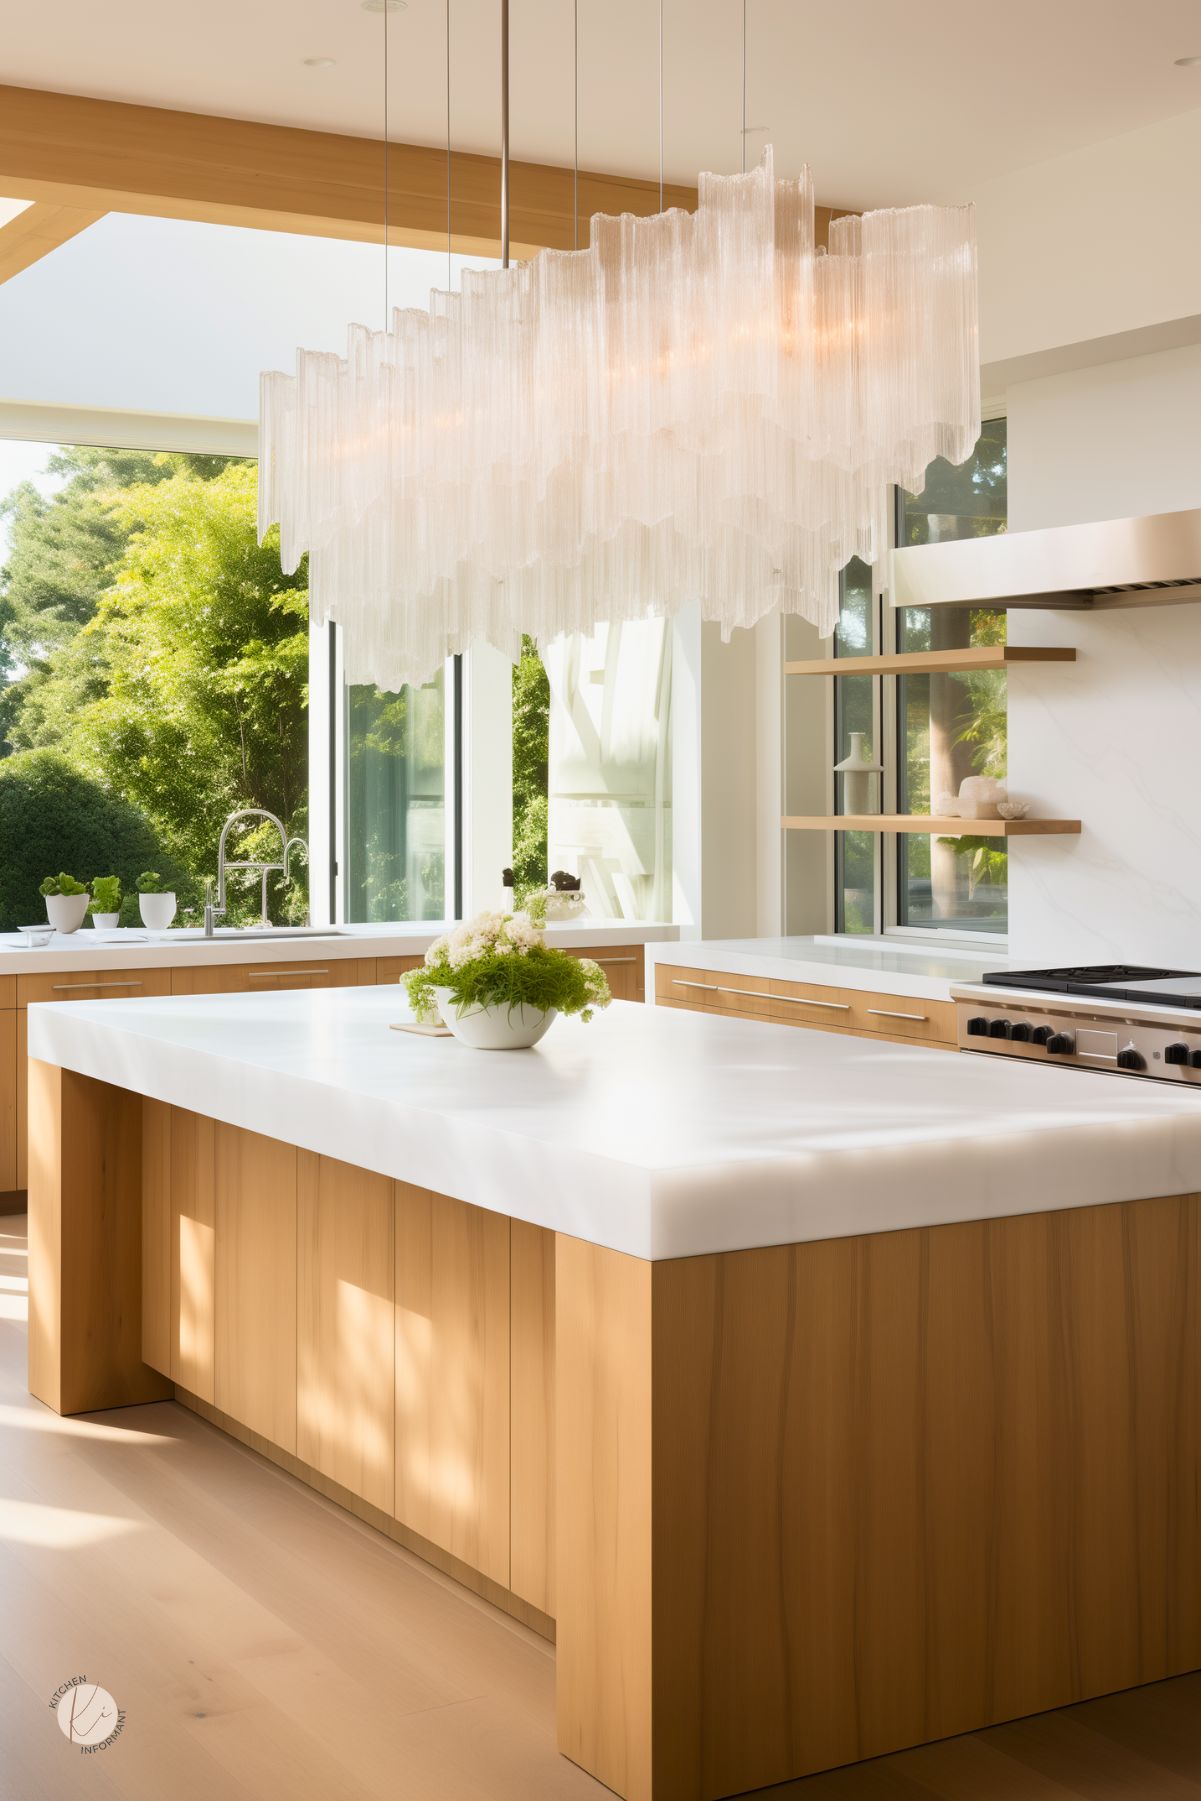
[0, 446, 309, 930]
[511, 635, 550, 895]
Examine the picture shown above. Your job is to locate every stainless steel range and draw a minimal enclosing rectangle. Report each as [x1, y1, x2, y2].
[951, 965, 1201, 1083]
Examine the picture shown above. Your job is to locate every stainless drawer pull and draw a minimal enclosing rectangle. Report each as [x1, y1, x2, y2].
[776, 994, 851, 1011]
[867, 1007, 928, 1022]
[249, 968, 330, 980]
[672, 979, 719, 991]
[50, 979, 144, 993]
[717, 985, 777, 1002]
[590, 956, 638, 965]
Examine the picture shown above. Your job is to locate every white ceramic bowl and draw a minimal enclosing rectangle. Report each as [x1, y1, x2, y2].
[433, 986, 556, 1050]
[43, 892, 90, 934]
[17, 924, 56, 947]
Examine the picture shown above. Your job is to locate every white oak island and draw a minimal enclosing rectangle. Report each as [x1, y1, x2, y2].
[25, 986, 1201, 1800]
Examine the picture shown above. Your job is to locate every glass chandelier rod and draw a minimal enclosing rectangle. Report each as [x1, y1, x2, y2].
[500, 0, 510, 270]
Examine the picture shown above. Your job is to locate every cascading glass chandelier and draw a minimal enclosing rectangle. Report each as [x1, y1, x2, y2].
[260, 70, 979, 695]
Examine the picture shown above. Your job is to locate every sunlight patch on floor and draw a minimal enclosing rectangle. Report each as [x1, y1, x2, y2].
[0, 1496, 140, 1549]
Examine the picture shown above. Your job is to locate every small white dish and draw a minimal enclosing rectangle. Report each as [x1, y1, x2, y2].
[17, 925, 56, 947]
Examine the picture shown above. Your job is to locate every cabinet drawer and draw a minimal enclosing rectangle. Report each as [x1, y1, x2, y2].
[375, 956, 425, 985]
[18, 967, 171, 1008]
[767, 978, 859, 1027]
[566, 947, 644, 1003]
[845, 990, 956, 1044]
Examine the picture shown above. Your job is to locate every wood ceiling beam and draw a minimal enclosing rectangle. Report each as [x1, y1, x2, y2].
[0, 199, 105, 284]
[0, 84, 842, 257]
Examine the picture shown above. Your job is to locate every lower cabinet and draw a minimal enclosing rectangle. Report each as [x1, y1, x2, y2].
[0, 1005, 15, 1194]
[170, 957, 379, 996]
[654, 963, 957, 1047]
[142, 1106, 555, 1614]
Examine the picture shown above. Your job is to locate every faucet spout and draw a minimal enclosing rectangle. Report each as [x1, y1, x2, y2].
[212, 808, 293, 930]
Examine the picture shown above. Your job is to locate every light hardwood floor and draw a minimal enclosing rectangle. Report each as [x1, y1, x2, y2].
[0, 1213, 1197, 1801]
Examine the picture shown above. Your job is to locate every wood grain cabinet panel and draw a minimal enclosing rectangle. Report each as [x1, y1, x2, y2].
[171, 958, 375, 997]
[170, 1108, 217, 1400]
[214, 1123, 298, 1450]
[297, 1152, 395, 1513]
[140, 1099, 173, 1376]
[0, 1008, 15, 1195]
[17, 967, 171, 1008]
[15, 1009, 27, 1190]
[394, 1183, 510, 1586]
[554, 1196, 1201, 1801]
[510, 1220, 556, 1613]
[374, 956, 424, 986]
[565, 947, 644, 1002]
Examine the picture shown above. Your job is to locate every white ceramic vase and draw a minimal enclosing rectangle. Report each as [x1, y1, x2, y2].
[44, 892, 89, 934]
[90, 912, 121, 931]
[138, 891, 177, 931]
[956, 776, 1007, 821]
[433, 986, 557, 1050]
[833, 731, 883, 815]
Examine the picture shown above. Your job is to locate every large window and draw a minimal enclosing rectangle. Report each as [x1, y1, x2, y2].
[344, 673, 447, 922]
[0, 440, 310, 930]
[806, 419, 1009, 940]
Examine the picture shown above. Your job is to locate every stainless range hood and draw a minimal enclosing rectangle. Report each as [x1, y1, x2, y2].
[890, 505, 1201, 611]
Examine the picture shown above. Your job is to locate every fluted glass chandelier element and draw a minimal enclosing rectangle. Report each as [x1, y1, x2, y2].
[259, 147, 979, 692]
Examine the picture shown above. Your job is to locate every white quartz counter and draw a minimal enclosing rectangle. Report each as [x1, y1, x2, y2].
[647, 935, 1009, 1001]
[27, 984, 1201, 1261]
[0, 918, 675, 976]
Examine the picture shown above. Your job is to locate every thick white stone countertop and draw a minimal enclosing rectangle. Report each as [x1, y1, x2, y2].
[27, 984, 1201, 1260]
[647, 935, 1009, 1001]
[0, 919, 675, 977]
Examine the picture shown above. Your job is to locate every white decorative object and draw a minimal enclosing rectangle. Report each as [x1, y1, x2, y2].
[91, 912, 121, 931]
[957, 776, 1007, 820]
[996, 798, 1030, 820]
[935, 791, 962, 818]
[259, 148, 980, 691]
[138, 892, 177, 932]
[834, 732, 883, 814]
[17, 924, 56, 947]
[433, 987, 557, 1051]
[43, 893, 89, 934]
[543, 890, 587, 922]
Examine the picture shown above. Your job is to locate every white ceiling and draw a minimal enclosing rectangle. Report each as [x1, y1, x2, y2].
[1, 0, 1200, 208]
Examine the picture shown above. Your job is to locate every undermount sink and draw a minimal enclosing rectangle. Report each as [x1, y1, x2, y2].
[162, 927, 354, 942]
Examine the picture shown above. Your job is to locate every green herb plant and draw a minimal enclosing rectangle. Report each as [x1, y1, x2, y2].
[89, 875, 123, 915]
[39, 872, 88, 897]
[406, 910, 611, 1025]
[136, 871, 171, 894]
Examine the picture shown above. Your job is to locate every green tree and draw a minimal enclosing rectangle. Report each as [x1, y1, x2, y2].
[0, 446, 230, 668]
[3, 459, 309, 919]
[511, 635, 549, 893]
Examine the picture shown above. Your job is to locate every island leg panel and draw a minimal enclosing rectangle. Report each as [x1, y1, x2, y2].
[27, 1060, 171, 1414]
[554, 1196, 1201, 1801]
[213, 1123, 298, 1451]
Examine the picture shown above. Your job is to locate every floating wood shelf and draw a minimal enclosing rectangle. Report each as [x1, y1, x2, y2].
[782, 815, 1082, 837]
[783, 646, 1077, 677]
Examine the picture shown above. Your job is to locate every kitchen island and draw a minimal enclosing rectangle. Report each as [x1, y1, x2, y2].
[26, 987, 1201, 1800]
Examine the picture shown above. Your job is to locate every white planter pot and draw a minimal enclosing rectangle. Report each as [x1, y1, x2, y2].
[90, 912, 121, 931]
[433, 986, 556, 1050]
[138, 892, 177, 931]
[44, 892, 89, 934]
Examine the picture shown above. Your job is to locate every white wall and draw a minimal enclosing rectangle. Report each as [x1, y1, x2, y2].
[1005, 341, 1201, 966]
[974, 109, 1201, 373]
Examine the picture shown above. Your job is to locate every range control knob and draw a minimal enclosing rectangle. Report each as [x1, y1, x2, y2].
[1191, 1049, 1201, 1070]
[1116, 1044, 1145, 1072]
[965, 1016, 990, 1037]
[1031, 1024, 1053, 1046]
[988, 1018, 1012, 1039]
[1164, 1042, 1190, 1066]
[1046, 1032, 1076, 1055]
[1009, 1021, 1032, 1043]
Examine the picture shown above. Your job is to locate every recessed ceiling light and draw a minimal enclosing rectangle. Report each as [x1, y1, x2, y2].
[361, 0, 407, 13]
[303, 56, 337, 67]
[1174, 53, 1201, 66]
